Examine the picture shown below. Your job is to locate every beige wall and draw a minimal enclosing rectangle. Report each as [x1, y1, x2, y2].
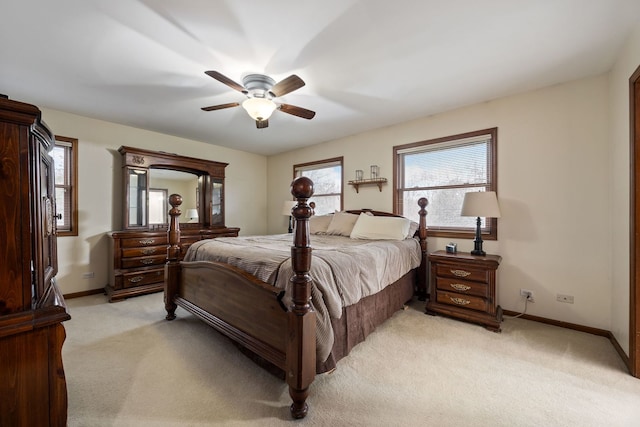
[609, 22, 640, 355]
[268, 74, 613, 331]
[43, 18, 640, 354]
[42, 109, 267, 295]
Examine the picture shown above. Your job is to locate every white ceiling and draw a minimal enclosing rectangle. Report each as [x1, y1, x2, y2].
[2, 1, 639, 156]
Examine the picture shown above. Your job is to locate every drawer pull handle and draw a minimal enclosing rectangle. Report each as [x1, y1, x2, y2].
[141, 248, 157, 255]
[451, 269, 471, 277]
[450, 283, 471, 292]
[128, 276, 144, 283]
[450, 297, 471, 306]
[139, 239, 155, 245]
[140, 259, 155, 265]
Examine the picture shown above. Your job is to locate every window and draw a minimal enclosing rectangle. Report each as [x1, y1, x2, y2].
[52, 136, 78, 236]
[394, 128, 497, 239]
[294, 157, 343, 215]
[148, 188, 168, 224]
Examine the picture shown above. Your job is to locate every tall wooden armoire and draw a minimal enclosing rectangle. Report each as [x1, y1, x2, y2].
[0, 95, 70, 426]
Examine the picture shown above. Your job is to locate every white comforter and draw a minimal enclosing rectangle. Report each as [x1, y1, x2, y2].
[184, 234, 421, 361]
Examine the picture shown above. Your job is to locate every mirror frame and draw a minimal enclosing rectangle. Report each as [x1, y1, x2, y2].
[119, 146, 228, 230]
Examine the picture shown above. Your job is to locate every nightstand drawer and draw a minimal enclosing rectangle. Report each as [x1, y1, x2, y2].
[436, 291, 487, 312]
[435, 264, 489, 283]
[427, 250, 502, 331]
[436, 277, 488, 298]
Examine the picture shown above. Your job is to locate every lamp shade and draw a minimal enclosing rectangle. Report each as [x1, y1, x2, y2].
[281, 200, 297, 216]
[461, 191, 501, 218]
[186, 208, 199, 223]
[242, 97, 277, 121]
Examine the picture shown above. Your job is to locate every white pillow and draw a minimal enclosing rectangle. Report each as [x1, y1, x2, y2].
[350, 213, 411, 240]
[309, 214, 333, 234]
[407, 221, 420, 238]
[326, 211, 360, 236]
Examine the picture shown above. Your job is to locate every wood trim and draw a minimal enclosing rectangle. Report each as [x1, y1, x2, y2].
[63, 288, 105, 300]
[630, 63, 640, 377]
[0, 305, 70, 339]
[293, 156, 344, 212]
[609, 330, 631, 368]
[54, 135, 78, 237]
[503, 310, 631, 368]
[118, 146, 228, 230]
[503, 310, 609, 337]
[392, 128, 498, 239]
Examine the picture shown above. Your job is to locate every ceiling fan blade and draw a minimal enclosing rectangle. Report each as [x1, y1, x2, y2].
[201, 102, 240, 112]
[204, 71, 246, 93]
[279, 104, 316, 120]
[256, 119, 269, 129]
[270, 75, 305, 97]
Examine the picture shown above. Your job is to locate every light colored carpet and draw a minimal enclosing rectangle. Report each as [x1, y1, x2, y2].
[63, 293, 640, 426]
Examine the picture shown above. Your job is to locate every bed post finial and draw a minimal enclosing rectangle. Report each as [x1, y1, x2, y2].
[417, 197, 429, 300]
[287, 176, 315, 419]
[165, 194, 182, 320]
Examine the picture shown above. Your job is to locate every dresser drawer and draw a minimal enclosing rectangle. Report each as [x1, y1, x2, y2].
[121, 254, 167, 269]
[214, 232, 240, 238]
[436, 291, 487, 312]
[120, 268, 164, 289]
[121, 245, 166, 258]
[435, 264, 489, 283]
[120, 236, 168, 248]
[436, 277, 488, 298]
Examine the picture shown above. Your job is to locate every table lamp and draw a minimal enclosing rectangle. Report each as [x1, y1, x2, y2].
[461, 191, 501, 256]
[281, 200, 297, 233]
[186, 209, 199, 223]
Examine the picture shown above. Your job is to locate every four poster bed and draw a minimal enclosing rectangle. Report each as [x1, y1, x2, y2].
[164, 177, 428, 419]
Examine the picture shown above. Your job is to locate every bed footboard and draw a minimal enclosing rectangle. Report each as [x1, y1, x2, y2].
[286, 177, 315, 419]
[164, 194, 182, 321]
[164, 177, 316, 419]
[417, 197, 429, 300]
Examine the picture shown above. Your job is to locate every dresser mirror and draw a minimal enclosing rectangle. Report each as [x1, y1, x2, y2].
[148, 169, 199, 225]
[119, 146, 227, 230]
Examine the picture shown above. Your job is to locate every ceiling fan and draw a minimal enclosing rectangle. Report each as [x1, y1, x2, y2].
[201, 71, 316, 129]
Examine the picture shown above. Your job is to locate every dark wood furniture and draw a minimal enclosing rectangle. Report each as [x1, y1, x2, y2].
[426, 250, 502, 332]
[107, 146, 239, 301]
[164, 179, 429, 419]
[0, 96, 70, 426]
[108, 227, 239, 302]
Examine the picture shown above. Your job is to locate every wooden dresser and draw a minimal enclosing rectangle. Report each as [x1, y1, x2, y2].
[0, 96, 70, 426]
[107, 146, 240, 302]
[107, 226, 239, 302]
[426, 250, 502, 332]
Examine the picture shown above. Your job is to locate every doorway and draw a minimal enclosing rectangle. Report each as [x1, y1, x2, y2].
[630, 63, 640, 377]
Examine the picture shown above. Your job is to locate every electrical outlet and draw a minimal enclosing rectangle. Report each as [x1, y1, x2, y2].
[82, 272, 95, 279]
[520, 289, 534, 302]
[557, 294, 574, 304]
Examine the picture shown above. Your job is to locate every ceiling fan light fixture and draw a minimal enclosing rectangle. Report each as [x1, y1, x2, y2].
[242, 97, 277, 122]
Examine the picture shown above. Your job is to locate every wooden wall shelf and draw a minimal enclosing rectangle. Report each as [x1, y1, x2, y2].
[347, 178, 387, 193]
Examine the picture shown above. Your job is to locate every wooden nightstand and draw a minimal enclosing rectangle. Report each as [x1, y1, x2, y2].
[426, 250, 502, 332]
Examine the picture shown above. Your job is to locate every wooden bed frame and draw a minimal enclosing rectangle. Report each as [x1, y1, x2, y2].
[164, 177, 428, 419]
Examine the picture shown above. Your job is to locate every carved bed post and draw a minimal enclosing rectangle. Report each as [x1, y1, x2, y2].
[165, 194, 182, 320]
[416, 197, 429, 300]
[287, 177, 315, 419]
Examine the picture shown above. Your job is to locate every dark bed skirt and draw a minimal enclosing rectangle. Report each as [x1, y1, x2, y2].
[317, 269, 416, 373]
[235, 269, 416, 376]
